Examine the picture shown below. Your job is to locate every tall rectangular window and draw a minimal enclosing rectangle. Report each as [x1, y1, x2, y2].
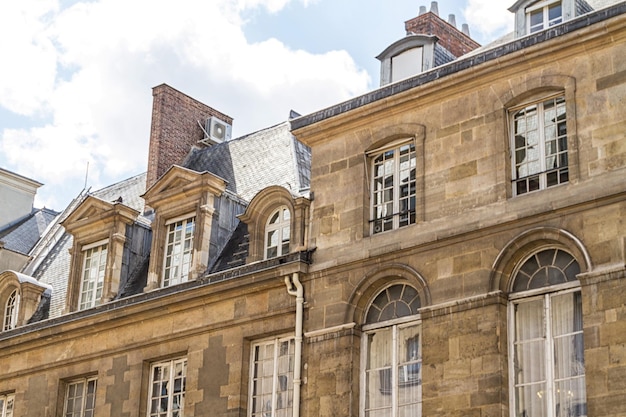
[148, 358, 187, 417]
[3, 290, 19, 331]
[0, 394, 14, 417]
[79, 243, 108, 310]
[510, 290, 586, 417]
[63, 377, 97, 417]
[363, 323, 421, 417]
[370, 141, 416, 234]
[528, 0, 562, 33]
[511, 95, 568, 196]
[163, 217, 195, 287]
[250, 337, 295, 417]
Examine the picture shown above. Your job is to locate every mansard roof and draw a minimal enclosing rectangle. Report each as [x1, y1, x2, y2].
[183, 121, 311, 202]
[0, 208, 58, 255]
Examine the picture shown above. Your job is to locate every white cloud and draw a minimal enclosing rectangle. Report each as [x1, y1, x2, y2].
[0, 0, 369, 209]
[463, 0, 514, 42]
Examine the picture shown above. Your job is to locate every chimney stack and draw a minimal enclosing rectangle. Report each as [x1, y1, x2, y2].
[462, 23, 470, 36]
[430, 1, 439, 16]
[448, 14, 456, 27]
[146, 84, 233, 190]
[419, 5, 427, 15]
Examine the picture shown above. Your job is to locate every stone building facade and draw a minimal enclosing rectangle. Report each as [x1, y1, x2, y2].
[0, 2, 625, 417]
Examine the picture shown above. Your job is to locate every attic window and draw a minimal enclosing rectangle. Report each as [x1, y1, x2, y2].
[527, 0, 562, 33]
[391, 47, 424, 82]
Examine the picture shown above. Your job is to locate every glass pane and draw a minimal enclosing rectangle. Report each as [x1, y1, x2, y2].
[516, 383, 547, 417]
[555, 378, 587, 417]
[515, 299, 544, 340]
[367, 329, 392, 370]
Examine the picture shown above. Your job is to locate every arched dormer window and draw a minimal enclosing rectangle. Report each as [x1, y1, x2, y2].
[3, 289, 19, 331]
[508, 248, 586, 417]
[265, 206, 291, 259]
[362, 284, 422, 416]
[239, 186, 310, 264]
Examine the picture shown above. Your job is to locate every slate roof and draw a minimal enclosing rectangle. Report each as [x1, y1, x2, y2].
[90, 172, 149, 224]
[28, 173, 149, 320]
[184, 121, 311, 202]
[0, 208, 59, 255]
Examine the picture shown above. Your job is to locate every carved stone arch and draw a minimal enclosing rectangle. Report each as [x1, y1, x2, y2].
[489, 227, 592, 293]
[0, 270, 51, 328]
[347, 263, 431, 325]
[240, 185, 310, 263]
[364, 123, 426, 153]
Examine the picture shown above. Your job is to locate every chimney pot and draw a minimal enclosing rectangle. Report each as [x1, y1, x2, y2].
[419, 5, 427, 15]
[448, 14, 456, 27]
[462, 23, 470, 36]
[430, 1, 439, 15]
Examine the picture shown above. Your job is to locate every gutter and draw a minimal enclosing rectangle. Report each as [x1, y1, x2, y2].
[284, 273, 304, 417]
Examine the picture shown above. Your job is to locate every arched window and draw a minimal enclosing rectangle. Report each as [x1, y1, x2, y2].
[265, 207, 291, 259]
[509, 248, 586, 417]
[362, 284, 422, 417]
[3, 289, 20, 331]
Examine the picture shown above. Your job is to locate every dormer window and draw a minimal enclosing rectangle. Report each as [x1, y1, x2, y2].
[78, 241, 108, 310]
[265, 207, 290, 259]
[61, 195, 140, 312]
[163, 215, 195, 286]
[528, 0, 562, 33]
[3, 289, 19, 331]
[142, 166, 228, 291]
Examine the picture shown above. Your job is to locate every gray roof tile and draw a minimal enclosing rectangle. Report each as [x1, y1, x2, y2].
[0, 208, 58, 255]
[183, 121, 311, 202]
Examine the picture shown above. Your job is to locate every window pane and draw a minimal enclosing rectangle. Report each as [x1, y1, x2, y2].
[163, 218, 195, 286]
[515, 383, 547, 417]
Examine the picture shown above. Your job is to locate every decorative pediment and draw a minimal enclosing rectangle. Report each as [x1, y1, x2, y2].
[61, 195, 140, 237]
[142, 165, 227, 210]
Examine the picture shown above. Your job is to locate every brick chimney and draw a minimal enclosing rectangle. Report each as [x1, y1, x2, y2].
[405, 6, 480, 57]
[146, 84, 233, 190]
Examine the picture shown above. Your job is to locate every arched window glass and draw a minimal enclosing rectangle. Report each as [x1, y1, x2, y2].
[509, 249, 586, 417]
[3, 289, 20, 331]
[265, 206, 291, 259]
[362, 284, 422, 416]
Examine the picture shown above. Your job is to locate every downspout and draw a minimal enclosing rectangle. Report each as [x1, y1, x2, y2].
[285, 273, 303, 417]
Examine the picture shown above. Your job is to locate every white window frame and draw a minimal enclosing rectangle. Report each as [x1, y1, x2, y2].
[508, 282, 586, 417]
[265, 207, 291, 259]
[361, 316, 422, 417]
[148, 357, 187, 417]
[3, 289, 20, 331]
[526, 0, 563, 33]
[368, 139, 417, 235]
[162, 215, 195, 287]
[249, 336, 295, 417]
[78, 240, 108, 310]
[510, 94, 568, 196]
[0, 393, 14, 417]
[63, 377, 97, 417]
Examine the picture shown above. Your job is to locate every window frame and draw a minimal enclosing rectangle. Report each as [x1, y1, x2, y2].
[367, 138, 417, 235]
[147, 357, 187, 417]
[0, 393, 14, 417]
[77, 239, 109, 311]
[526, 0, 563, 33]
[264, 206, 291, 259]
[509, 93, 569, 196]
[63, 376, 97, 417]
[248, 336, 296, 417]
[507, 248, 586, 417]
[2, 289, 19, 331]
[361, 316, 422, 417]
[162, 214, 196, 287]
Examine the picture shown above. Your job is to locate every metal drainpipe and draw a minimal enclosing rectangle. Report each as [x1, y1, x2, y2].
[285, 273, 303, 417]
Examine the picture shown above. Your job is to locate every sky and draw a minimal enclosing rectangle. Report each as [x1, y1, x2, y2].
[0, 0, 514, 211]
